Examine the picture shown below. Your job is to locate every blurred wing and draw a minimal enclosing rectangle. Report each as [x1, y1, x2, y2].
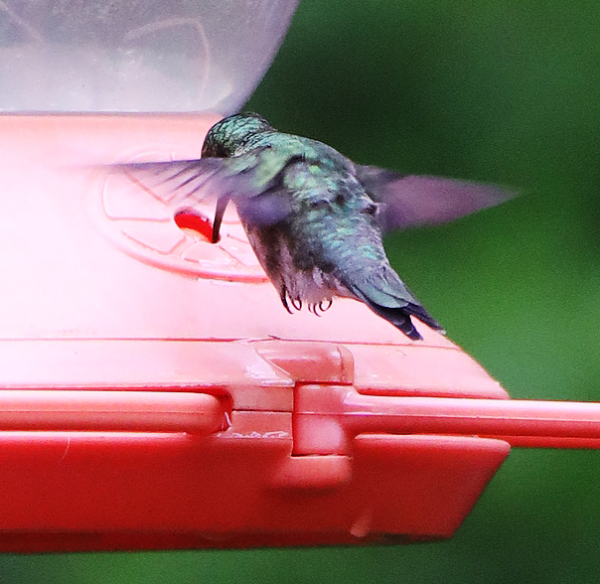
[110, 149, 294, 238]
[355, 165, 515, 232]
[112, 158, 222, 206]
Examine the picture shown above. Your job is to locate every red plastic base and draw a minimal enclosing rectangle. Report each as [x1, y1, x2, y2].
[0, 429, 509, 552]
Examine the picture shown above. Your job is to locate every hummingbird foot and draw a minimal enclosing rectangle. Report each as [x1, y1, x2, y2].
[308, 299, 333, 316]
[279, 286, 334, 316]
[279, 287, 303, 313]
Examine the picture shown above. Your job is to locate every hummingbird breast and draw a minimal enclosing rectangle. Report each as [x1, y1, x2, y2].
[243, 222, 351, 312]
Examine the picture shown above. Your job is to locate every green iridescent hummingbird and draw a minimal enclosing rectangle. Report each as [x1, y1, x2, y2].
[119, 113, 512, 340]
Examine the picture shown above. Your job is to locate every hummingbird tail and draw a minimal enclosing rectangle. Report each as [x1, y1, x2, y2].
[364, 301, 443, 340]
[342, 276, 444, 340]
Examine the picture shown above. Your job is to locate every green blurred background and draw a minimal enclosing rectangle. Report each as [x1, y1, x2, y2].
[3, 0, 600, 581]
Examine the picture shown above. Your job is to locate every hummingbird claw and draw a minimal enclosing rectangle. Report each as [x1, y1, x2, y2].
[279, 288, 294, 314]
[308, 299, 333, 316]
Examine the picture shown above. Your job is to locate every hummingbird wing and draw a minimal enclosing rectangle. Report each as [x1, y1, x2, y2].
[109, 150, 294, 241]
[355, 165, 515, 232]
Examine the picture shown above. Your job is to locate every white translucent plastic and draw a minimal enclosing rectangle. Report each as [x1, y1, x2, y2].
[0, 0, 299, 113]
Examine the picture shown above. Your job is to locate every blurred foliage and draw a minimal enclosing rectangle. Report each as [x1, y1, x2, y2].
[2, 0, 600, 582]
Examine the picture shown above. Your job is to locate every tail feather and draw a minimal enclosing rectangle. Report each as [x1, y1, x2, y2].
[341, 274, 444, 340]
[365, 301, 444, 340]
[404, 302, 444, 333]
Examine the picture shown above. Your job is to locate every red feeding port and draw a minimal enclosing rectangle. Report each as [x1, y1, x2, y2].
[174, 208, 216, 243]
[0, 114, 598, 553]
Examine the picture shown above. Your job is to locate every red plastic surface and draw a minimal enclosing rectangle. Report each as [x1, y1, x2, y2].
[0, 115, 598, 552]
[0, 390, 226, 433]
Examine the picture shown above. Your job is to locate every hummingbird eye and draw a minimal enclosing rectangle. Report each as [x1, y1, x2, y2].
[363, 201, 379, 216]
[334, 193, 346, 206]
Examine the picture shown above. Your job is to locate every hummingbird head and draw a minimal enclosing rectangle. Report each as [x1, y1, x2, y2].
[202, 113, 273, 158]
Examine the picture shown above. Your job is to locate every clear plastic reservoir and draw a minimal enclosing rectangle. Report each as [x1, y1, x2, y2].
[0, 0, 299, 112]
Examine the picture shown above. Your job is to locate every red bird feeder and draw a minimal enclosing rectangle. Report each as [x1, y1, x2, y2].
[0, 115, 599, 553]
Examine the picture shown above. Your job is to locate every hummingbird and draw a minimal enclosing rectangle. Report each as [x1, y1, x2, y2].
[117, 113, 513, 340]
